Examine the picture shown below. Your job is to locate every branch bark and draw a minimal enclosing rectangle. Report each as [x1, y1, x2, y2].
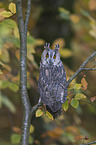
[67, 51, 96, 86]
[16, 0, 33, 145]
[81, 141, 96, 145]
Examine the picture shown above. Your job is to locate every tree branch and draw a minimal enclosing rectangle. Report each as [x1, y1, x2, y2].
[4, 74, 20, 88]
[81, 141, 96, 145]
[67, 51, 96, 86]
[16, 0, 32, 145]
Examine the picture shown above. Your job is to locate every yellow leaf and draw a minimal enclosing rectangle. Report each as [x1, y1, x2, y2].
[36, 109, 43, 117]
[9, 2, 16, 14]
[62, 100, 69, 111]
[46, 111, 54, 120]
[75, 93, 86, 100]
[0, 10, 12, 17]
[30, 125, 34, 134]
[81, 77, 88, 90]
[59, 48, 73, 58]
[74, 83, 82, 90]
[70, 14, 80, 23]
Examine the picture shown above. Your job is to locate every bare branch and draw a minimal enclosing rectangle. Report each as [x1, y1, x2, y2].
[31, 98, 42, 115]
[24, 0, 32, 37]
[4, 74, 20, 88]
[67, 51, 96, 86]
[81, 141, 96, 145]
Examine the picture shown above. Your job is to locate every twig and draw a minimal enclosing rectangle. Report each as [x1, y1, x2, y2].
[67, 51, 96, 86]
[4, 74, 20, 88]
[31, 98, 42, 114]
[81, 141, 96, 145]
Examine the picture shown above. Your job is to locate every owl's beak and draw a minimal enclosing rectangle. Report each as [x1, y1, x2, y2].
[49, 59, 53, 65]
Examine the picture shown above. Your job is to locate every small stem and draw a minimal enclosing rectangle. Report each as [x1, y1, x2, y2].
[81, 141, 96, 145]
[4, 74, 20, 88]
[67, 51, 96, 86]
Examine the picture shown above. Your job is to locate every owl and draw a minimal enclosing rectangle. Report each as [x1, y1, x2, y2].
[38, 43, 67, 118]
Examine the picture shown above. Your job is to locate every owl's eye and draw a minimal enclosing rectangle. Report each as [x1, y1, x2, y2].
[46, 53, 49, 58]
[53, 54, 56, 59]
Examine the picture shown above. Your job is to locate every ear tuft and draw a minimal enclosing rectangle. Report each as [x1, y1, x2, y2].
[44, 43, 50, 49]
[55, 43, 59, 51]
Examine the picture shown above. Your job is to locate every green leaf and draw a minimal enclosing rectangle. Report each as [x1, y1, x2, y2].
[36, 109, 43, 117]
[46, 111, 54, 120]
[11, 133, 21, 144]
[80, 9, 90, 18]
[0, 10, 12, 17]
[2, 19, 17, 28]
[27, 35, 36, 44]
[59, 7, 70, 20]
[29, 135, 34, 144]
[9, 2, 16, 14]
[71, 98, 79, 108]
[0, 80, 9, 89]
[8, 83, 19, 92]
[75, 93, 86, 100]
[2, 95, 16, 113]
[62, 100, 69, 111]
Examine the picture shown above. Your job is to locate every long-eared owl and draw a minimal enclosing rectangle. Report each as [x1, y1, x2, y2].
[38, 43, 67, 118]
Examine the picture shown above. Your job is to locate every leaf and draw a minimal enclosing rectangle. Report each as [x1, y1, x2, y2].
[81, 77, 88, 90]
[75, 93, 86, 100]
[0, 69, 3, 74]
[74, 135, 84, 141]
[11, 133, 21, 144]
[80, 9, 90, 18]
[52, 38, 65, 49]
[59, 48, 73, 58]
[8, 83, 19, 92]
[59, 7, 70, 20]
[36, 109, 43, 117]
[0, 80, 9, 89]
[89, 29, 96, 38]
[0, 10, 12, 17]
[27, 35, 36, 44]
[71, 98, 79, 108]
[2, 19, 17, 28]
[70, 14, 80, 23]
[30, 125, 35, 134]
[29, 135, 34, 144]
[62, 100, 69, 111]
[43, 128, 64, 139]
[12, 127, 21, 134]
[0, 49, 10, 63]
[2, 95, 16, 113]
[89, 0, 96, 10]
[46, 111, 54, 120]
[90, 96, 96, 102]
[9, 2, 16, 14]
[74, 84, 82, 90]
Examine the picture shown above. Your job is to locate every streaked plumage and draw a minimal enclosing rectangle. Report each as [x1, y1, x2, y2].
[38, 43, 67, 118]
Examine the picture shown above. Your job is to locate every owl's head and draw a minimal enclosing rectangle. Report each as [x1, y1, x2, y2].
[41, 43, 61, 66]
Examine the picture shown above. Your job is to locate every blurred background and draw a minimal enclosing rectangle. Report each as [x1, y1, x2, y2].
[0, 0, 96, 145]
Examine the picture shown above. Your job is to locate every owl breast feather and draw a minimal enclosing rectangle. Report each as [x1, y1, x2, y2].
[38, 62, 67, 118]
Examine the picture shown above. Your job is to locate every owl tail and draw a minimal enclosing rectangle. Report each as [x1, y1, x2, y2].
[46, 105, 62, 118]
